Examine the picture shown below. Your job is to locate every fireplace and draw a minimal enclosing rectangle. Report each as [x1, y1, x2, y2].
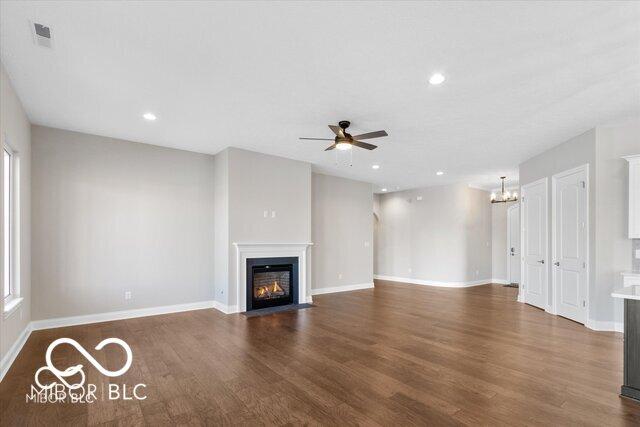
[246, 257, 298, 311]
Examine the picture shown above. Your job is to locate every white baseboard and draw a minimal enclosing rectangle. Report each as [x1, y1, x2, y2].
[311, 283, 374, 295]
[491, 278, 510, 285]
[0, 323, 32, 382]
[374, 275, 493, 288]
[212, 301, 238, 314]
[585, 318, 624, 333]
[30, 300, 216, 331]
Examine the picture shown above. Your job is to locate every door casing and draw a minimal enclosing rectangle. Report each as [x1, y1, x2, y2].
[519, 177, 548, 309]
[507, 203, 520, 286]
[551, 164, 590, 323]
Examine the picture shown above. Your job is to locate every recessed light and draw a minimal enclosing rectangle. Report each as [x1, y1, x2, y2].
[143, 112, 157, 121]
[429, 73, 445, 85]
[372, 164, 380, 170]
[436, 171, 444, 176]
[381, 188, 387, 192]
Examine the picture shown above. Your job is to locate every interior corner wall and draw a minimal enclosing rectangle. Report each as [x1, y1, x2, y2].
[225, 148, 312, 307]
[594, 119, 640, 325]
[31, 126, 216, 320]
[374, 184, 492, 284]
[213, 149, 229, 307]
[0, 62, 31, 364]
[311, 173, 373, 291]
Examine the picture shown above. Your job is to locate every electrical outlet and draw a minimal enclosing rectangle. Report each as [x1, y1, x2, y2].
[364, 241, 370, 247]
[408, 268, 412, 273]
[338, 273, 343, 280]
[271, 210, 276, 218]
[263, 210, 268, 218]
[475, 270, 479, 277]
[416, 196, 423, 201]
[125, 291, 132, 300]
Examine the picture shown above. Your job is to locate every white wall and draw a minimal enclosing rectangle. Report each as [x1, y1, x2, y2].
[31, 126, 215, 320]
[595, 119, 640, 325]
[312, 173, 373, 291]
[0, 63, 31, 365]
[375, 184, 492, 284]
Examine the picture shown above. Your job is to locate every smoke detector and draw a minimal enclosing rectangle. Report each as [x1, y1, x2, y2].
[31, 22, 52, 48]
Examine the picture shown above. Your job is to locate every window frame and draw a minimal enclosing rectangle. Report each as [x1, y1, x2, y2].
[3, 143, 16, 307]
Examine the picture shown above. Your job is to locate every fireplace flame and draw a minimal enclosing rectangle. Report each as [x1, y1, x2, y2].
[272, 281, 283, 293]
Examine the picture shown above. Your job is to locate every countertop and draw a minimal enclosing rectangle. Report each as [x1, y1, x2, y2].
[612, 285, 640, 301]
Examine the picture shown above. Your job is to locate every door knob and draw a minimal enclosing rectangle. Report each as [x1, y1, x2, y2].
[537, 260, 545, 264]
[554, 261, 560, 266]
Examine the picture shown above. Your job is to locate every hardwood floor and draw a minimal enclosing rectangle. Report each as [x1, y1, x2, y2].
[1, 280, 638, 426]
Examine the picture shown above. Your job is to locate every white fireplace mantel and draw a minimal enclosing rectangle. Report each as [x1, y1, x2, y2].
[233, 242, 313, 312]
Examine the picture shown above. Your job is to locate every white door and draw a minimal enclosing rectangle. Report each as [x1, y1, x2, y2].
[521, 179, 548, 310]
[507, 204, 520, 285]
[553, 167, 588, 324]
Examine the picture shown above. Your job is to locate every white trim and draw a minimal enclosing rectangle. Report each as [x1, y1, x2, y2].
[0, 323, 32, 382]
[374, 275, 493, 288]
[311, 283, 374, 295]
[506, 203, 520, 286]
[519, 177, 549, 308]
[2, 296, 23, 319]
[233, 242, 313, 313]
[491, 279, 510, 285]
[551, 164, 590, 324]
[585, 318, 623, 333]
[30, 300, 216, 331]
[212, 300, 238, 314]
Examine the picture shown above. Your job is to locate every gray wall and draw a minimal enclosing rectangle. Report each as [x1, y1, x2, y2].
[595, 120, 640, 324]
[213, 149, 229, 306]
[519, 121, 640, 326]
[519, 129, 597, 314]
[31, 126, 215, 320]
[375, 184, 492, 284]
[225, 148, 312, 306]
[312, 173, 373, 290]
[0, 63, 31, 363]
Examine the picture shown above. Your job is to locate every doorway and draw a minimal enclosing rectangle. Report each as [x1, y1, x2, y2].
[521, 178, 548, 310]
[507, 204, 520, 286]
[552, 165, 589, 324]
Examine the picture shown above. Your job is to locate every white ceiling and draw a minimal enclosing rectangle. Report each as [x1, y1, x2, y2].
[1, 1, 639, 193]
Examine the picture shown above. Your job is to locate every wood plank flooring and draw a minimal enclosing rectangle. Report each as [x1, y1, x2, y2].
[1, 281, 639, 426]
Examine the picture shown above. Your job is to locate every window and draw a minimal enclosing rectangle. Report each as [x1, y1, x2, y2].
[3, 146, 15, 304]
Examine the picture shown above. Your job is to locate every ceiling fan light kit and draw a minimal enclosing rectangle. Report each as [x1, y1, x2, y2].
[300, 120, 388, 153]
[490, 176, 518, 204]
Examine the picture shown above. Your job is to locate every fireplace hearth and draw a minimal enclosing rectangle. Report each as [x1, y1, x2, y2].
[246, 257, 298, 311]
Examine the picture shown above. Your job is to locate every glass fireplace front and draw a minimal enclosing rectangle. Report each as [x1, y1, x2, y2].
[246, 257, 298, 311]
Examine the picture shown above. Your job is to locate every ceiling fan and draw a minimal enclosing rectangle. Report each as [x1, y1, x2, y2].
[300, 121, 388, 151]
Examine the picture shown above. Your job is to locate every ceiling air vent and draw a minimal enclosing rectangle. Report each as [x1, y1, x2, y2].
[31, 22, 52, 48]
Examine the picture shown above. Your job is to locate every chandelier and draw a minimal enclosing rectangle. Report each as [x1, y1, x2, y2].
[491, 177, 518, 203]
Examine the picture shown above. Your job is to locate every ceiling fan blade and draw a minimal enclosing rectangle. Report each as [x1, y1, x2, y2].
[351, 130, 388, 140]
[328, 125, 343, 137]
[299, 137, 334, 141]
[324, 143, 337, 151]
[352, 140, 377, 150]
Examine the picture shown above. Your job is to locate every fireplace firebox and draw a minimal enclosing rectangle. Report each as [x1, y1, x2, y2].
[246, 257, 298, 311]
